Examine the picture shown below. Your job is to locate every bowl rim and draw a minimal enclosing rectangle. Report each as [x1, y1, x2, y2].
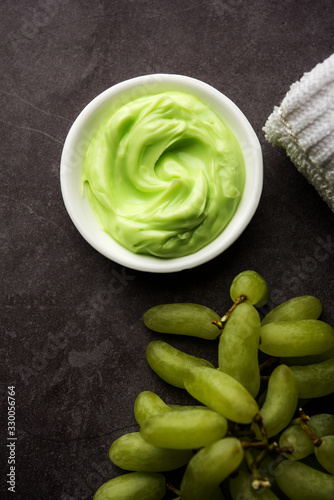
[60, 73, 263, 273]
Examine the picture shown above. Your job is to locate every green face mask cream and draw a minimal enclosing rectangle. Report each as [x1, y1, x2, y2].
[82, 91, 245, 258]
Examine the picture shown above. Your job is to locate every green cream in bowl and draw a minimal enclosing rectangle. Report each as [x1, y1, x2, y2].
[60, 75, 262, 272]
[82, 91, 245, 258]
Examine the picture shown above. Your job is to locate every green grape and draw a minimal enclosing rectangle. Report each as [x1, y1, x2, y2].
[134, 391, 172, 426]
[291, 413, 334, 435]
[184, 366, 259, 424]
[229, 470, 279, 499]
[168, 404, 210, 411]
[279, 424, 314, 460]
[262, 296, 322, 326]
[143, 303, 221, 339]
[251, 364, 298, 439]
[109, 432, 193, 472]
[230, 270, 269, 308]
[274, 460, 334, 499]
[93, 471, 166, 500]
[259, 320, 334, 357]
[280, 345, 334, 366]
[146, 340, 214, 389]
[180, 437, 244, 500]
[289, 357, 334, 398]
[315, 435, 334, 475]
[282, 414, 334, 459]
[218, 302, 261, 397]
[140, 408, 228, 449]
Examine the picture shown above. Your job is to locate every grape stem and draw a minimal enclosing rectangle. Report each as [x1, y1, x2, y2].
[275, 444, 294, 458]
[166, 482, 182, 496]
[253, 413, 268, 444]
[243, 414, 271, 489]
[242, 414, 294, 490]
[259, 356, 279, 371]
[212, 295, 247, 330]
[241, 440, 270, 449]
[297, 408, 323, 447]
[244, 449, 271, 490]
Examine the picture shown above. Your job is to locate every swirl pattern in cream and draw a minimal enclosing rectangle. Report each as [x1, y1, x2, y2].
[82, 91, 245, 258]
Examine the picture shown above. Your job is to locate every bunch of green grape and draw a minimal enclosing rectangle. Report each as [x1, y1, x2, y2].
[93, 270, 334, 500]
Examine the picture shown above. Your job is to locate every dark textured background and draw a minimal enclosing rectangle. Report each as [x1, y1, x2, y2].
[1, 1, 334, 499]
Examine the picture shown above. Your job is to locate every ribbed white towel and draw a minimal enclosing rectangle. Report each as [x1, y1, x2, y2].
[263, 53, 334, 213]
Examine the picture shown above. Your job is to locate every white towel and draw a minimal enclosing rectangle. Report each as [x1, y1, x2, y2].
[263, 53, 334, 213]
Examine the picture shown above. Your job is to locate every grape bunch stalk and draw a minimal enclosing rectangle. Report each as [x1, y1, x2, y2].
[93, 270, 334, 500]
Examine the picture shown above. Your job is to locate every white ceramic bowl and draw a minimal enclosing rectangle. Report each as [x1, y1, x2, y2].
[60, 74, 263, 273]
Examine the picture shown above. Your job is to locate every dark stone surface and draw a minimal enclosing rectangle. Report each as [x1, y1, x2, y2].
[1, 0, 334, 498]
